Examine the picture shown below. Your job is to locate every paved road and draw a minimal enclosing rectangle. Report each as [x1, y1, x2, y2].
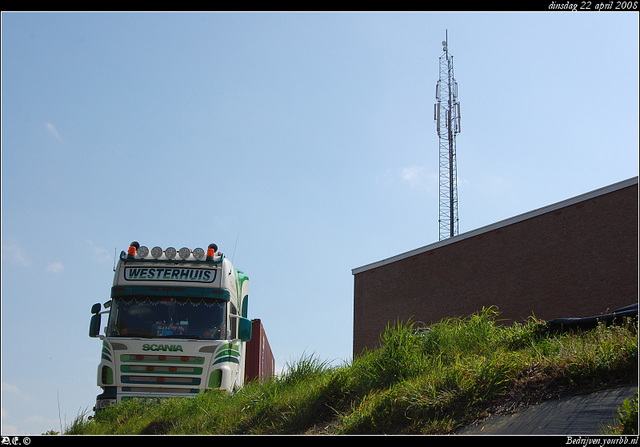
[457, 385, 638, 435]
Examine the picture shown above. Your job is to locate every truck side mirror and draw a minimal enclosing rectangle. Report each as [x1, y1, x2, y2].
[241, 296, 249, 318]
[89, 303, 102, 338]
[238, 317, 252, 342]
[89, 314, 101, 337]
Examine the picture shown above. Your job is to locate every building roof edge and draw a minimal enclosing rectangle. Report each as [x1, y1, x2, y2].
[352, 176, 638, 275]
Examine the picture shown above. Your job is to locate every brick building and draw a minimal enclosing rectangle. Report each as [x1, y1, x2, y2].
[352, 177, 638, 356]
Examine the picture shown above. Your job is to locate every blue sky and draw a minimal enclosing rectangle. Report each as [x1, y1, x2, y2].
[1, 12, 638, 435]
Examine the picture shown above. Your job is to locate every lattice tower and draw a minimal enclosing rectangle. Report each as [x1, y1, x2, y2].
[434, 31, 461, 240]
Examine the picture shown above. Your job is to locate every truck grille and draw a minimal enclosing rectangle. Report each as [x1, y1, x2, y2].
[119, 354, 205, 387]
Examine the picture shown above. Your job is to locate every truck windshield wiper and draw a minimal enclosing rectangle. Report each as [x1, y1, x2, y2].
[158, 335, 201, 340]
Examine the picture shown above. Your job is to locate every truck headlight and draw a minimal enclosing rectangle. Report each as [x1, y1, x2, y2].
[178, 247, 191, 260]
[95, 397, 117, 412]
[151, 246, 163, 259]
[138, 246, 150, 258]
[165, 247, 177, 259]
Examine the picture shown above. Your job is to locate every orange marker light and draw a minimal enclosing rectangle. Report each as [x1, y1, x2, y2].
[127, 241, 140, 259]
[206, 243, 218, 261]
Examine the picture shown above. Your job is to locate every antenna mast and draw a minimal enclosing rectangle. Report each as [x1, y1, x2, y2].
[434, 30, 461, 240]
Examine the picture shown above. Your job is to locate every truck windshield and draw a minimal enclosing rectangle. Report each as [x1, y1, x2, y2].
[107, 297, 227, 340]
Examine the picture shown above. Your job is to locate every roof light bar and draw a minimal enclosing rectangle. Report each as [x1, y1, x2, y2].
[125, 242, 219, 262]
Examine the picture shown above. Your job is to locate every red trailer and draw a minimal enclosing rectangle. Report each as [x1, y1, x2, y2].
[245, 319, 275, 383]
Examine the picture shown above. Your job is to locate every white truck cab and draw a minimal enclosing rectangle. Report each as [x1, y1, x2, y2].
[89, 242, 252, 411]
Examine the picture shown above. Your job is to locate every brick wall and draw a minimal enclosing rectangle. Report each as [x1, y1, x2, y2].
[353, 179, 638, 356]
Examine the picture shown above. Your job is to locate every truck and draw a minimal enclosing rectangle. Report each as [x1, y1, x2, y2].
[89, 241, 274, 412]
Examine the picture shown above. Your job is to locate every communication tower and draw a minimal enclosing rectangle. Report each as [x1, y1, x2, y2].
[434, 30, 461, 240]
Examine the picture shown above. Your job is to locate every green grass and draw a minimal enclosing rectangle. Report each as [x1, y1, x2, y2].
[65, 307, 637, 435]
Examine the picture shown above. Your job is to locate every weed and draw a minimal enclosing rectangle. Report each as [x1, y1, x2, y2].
[604, 390, 638, 435]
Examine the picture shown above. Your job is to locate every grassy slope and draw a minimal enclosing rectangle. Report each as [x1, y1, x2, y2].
[66, 308, 638, 435]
